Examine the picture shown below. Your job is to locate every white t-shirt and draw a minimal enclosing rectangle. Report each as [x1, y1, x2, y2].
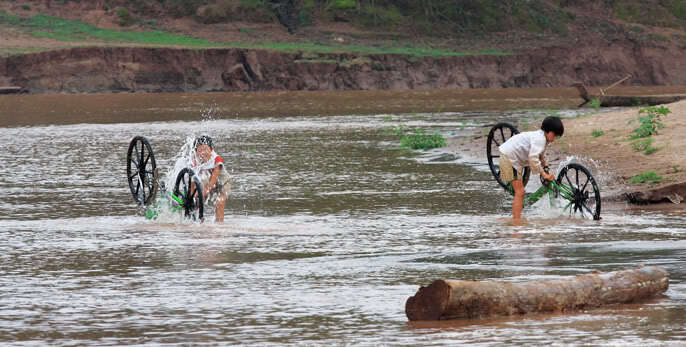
[498, 129, 547, 172]
[193, 151, 227, 188]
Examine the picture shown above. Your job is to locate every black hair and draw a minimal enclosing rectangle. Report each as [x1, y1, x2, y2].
[541, 116, 564, 137]
[194, 135, 214, 149]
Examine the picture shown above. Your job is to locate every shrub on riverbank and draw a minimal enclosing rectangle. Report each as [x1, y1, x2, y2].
[399, 129, 446, 150]
[629, 106, 671, 139]
[630, 171, 667, 184]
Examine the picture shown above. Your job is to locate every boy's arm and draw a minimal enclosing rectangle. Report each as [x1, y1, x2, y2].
[529, 136, 554, 180]
[529, 154, 555, 181]
[204, 166, 221, 198]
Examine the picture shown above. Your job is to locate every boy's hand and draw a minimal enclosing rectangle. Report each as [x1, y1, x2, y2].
[542, 172, 555, 182]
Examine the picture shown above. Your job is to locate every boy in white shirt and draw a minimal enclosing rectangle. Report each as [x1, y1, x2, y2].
[498, 116, 564, 223]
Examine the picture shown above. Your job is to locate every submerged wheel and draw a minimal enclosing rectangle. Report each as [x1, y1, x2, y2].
[556, 163, 601, 220]
[173, 168, 204, 221]
[127, 136, 158, 205]
[486, 122, 530, 190]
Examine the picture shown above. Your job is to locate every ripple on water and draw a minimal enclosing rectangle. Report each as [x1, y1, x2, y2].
[0, 111, 685, 345]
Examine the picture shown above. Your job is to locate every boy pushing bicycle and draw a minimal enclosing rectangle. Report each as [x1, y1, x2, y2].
[498, 116, 564, 223]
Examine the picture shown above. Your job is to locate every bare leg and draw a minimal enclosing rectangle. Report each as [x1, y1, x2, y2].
[215, 193, 226, 222]
[512, 179, 525, 223]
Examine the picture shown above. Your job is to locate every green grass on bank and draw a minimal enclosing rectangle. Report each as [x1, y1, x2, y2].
[0, 11, 215, 47]
[0, 10, 511, 57]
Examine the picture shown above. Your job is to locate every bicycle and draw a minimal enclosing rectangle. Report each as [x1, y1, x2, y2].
[486, 122, 601, 220]
[126, 136, 205, 221]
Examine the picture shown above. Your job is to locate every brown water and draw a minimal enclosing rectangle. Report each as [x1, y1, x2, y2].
[0, 89, 685, 345]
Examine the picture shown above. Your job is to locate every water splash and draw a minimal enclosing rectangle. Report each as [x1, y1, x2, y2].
[153, 132, 223, 223]
[200, 104, 222, 122]
[161, 135, 197, 192]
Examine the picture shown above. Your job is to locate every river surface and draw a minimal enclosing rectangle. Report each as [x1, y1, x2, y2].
[0, 89, 685, 345]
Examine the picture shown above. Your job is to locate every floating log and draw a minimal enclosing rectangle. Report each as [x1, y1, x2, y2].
[0, 86, 24, 94]
[573, 83, 686, 107]
[405, 266, 669, 321]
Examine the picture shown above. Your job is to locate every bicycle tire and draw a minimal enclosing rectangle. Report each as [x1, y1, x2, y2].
[486, 122, 530, 190]
[173, 168, 204, 221]
[126, 136, 158, 205]
[556, 163, 601, 220]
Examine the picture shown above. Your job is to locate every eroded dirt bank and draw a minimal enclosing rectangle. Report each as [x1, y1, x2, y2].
[1, 39, 686, 94]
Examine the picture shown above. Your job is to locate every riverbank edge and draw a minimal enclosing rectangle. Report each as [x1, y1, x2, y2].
[2, 43, 686, 94]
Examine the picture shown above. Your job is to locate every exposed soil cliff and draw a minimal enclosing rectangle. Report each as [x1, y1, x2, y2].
[1, 39, 686, 94]
[1, 0, 686, 94]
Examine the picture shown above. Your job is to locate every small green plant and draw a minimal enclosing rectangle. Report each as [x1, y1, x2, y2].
[383, 124, 408, 136]
[648, 33, 669, 42]
[628, 106, 671, 139]
[591, 129, 605, 137]
[631, 138, 662, 155]
[631, 138, 652, 152]
[391, 124, 408, 136]
[630, 171, 666, 184]
[643, 146, 661, 155]
[330, 0, 357, 10]
[140, 19, 158, 28]
[589, 98, 601, 108]
[673, 165, 680, 173]
[399, 129, 446, 150]
[117, 8, 135, 27]
[22, 5, 31, 11]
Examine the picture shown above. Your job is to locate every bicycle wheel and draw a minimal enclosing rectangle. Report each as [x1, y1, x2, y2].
[126, 136, 158, 205]
[556, 163, 601, 220]
[173, 168, 204, 221]
[486, 122, 530, 190]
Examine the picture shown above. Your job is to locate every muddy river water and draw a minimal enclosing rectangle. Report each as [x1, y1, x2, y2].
[0, 89, 685, 345]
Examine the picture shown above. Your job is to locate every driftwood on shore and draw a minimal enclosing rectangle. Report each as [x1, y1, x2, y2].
[0, 86, 23, 94]
[574, 82, 686, 107]
[405, 266, 669, 321]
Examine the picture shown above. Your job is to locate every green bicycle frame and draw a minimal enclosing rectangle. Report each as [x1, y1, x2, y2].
[145, 191, 184, 220]
[507, 180, 579, 214]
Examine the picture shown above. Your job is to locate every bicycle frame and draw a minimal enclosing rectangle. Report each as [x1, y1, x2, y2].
[145, 191, 184, 220]
[508, 179, 583, 215]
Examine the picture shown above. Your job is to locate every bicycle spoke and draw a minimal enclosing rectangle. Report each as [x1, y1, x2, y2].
[139, 144, 145, 171]
[146, 178, 154, 191]
[581, 175, 590, 193]
[563, 202, 573, 216]
[134, 143, 141, 164]
[143, 152, 151, 168]
[565, 171, 574, 188]
[499, 127, 505, 143]
[578, 203, 585, 218]
[556, 183, 575, 198]
[190, 184, 198, 201]
[582, 202, 594, 216]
